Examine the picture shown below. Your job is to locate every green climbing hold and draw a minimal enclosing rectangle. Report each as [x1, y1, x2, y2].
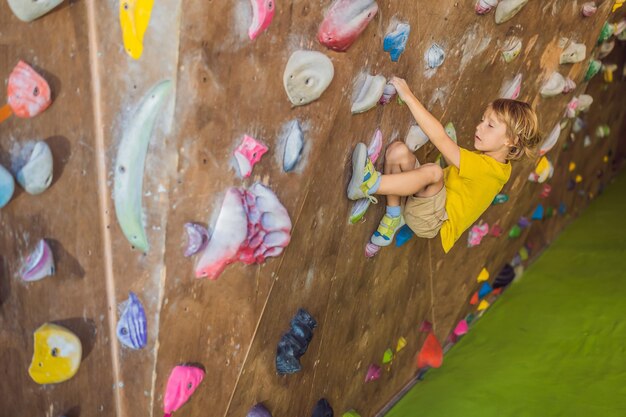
[382, 348, 394, 364]
[519, 246, 529, 261]
[509, 225, 522, 238]
[597, 22, 614, 44]
[342, 411, 362, 417]
[546, 207, 554, 218]
[584, 59, 602, 81]
[493, 193, 509, 205]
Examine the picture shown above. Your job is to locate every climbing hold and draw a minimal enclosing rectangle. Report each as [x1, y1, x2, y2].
[383, 23, 410, 62]
[0, 164, 14, 208]
[598, 40, 616, 59]
[453, 320, 468, 336]
[546, 206, 554, 218]
[560, 42, 586, 64]
[477, 300, 490, 311]
[425, 43, 445, 69]
[378, 83, 397, 105]
[493, 264, 515, 288]
[283, 51, 334, 107]
[501, 36, 522, 63]
[7, 0, 63, 22]
[248, 403, 272, 417]
[540, 184, 552, 198]
[518, 217, 531, 229]
[569, 162, 576, 172]
[317, 0, 379, 52]
[367, 129, 383, 163]
[276, 309, 317, 375]
[365, 364, 381, 382]
[584, 59, 602, 81]
[539, 123, 560, 156]
[248, 0, 275, 40]
[563, 78, 576, 94]
[531, 204, 544, 220]
[495, 0, 528, 24]
[508, 225, 521, 238]
[519, 246, 529, 261]
[565, 97, 579, 119]
[581, 2, 597, 17]
[614, 0, 625, 12]
[577, 94, 593, 113]
[12, 141, 53, 195]
[416, 333, 443, 369]
[492, 193, 509, 204]
[419, 321, 433, 333]
[163, 365, 205, 417]
[528, 156, 553, 183]
[596, 125, 610, 138]
[445, 122, 458, 143]
[559, 202, 567, 215]
[597, 22, 614, 44]
[365, 242, 381, 258]
[396, 337, 407, 352]
[116, 292, 147, 350]
[29, 323, 82, 384]
[489, 224, 503, 237]
[4, 61, 52, 122]
[114, 80, 172, 253]
[478, 282, 493, 299]
[468, 223, 489, 247]
[119, 0, 155, 59]
[603, 63, 618, 83]
[573, 117, 585, 133]
[342, 411, 361, 417]
[395, 224, 414, 247]
[349, 199, 371, 224]
[540, 72, 566, 97]
[575, 174, 583, 183]
[567, 178, 576, 191]
[21, 239, 55, 282]
[499, 73, 522, 100]
[311, 398, 334, 417]
[382, 348, 394, 364]
[405, 125, 429, 152]
[183, 223, 210, 257]
[282, 120, 305, 173]
[475, 0, 498, 14]
[477, 268, 489, 282]
[470, 292, 479, 305]
[351, 74, 386, 114]
[195, 183, 292, 279]
[233, 135, 269, 178]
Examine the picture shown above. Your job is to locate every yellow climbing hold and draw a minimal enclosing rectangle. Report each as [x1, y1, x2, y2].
[119, 0, 155, 60]
[575, 175, 583, 183]
[477, 268, 489, 282]
[477, 300, 490, 311]
[519, 246, 529, 261]
[613, 0, 625, 12]
[382, 348, 394, 364]
[604, 155, 609, 163]
[28, 323, 82, 384]
[396, 337, 407, 353]
[569, 162, 576, 172]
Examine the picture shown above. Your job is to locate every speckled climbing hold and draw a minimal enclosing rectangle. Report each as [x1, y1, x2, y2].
[596, 125, 610, 138]
[283, 51, 334, 107]
[560, 42, 586, 64]
[365, 364, 381, 382]
[478, 282, 493, 299]
[540, 184, 552, 198]
[477, 300, 490, 311]
[475, 0, 498, 14]
[477, 268, 489, 282]
[317, 0, 379, 52]
[540, 72, 566, 97]
[425, 43, 445, 68]
[499, 73, 522, 100]
[184, 223, 210, 257]
[276, 309, 317, 375]
[584, 60, 602, 81]
[492, 193, 509, 205]
[396, 337, 407, 352]
[21, 239, 55, 282]
[163, 365, 205, 417]
[603, 63, 618, 83]
[539, 123, 560, 156]
[116, 292, 147, 350]
[283, 120, 304, 173]
[531, 204, 544, 220]
[501, 36, 522, 63]
[382, 348, 394, 364]
[7, 0, 63, 21]
[119, 0, 155, 59]
[597, 22, 614, 44]
[575, 174, 583, 183]
[233, 135, 268, 178]
[114, 80, 172, 253]
[383, 22, 410, 62]
[468, 223, 489, 247]
[342, 411, 361, 417]
[508, 225, 521, 238]
[365, 242, 381, 258]
[493, 263, 515, 288]
[29, 323, 82, 385]
[495, 0, 528, 24]
[419, 321, 433, 333]
[569, 161, 576, 172]
[2, 61, 52, 123]
[248, 0, 275, 40]
[312, 399, 334, 417]
[470, 292, 479, 305]
[13, 141, 53, 195]
[379, 83, 397, 105]
[453, 320, 468, 336]
[395, 224, 414, 247]
[248, 403, 272, 417]
[0, 164, 15, 209]
[489, 224, 503, 237]
[351, 74, 386, 114]
[518, 217, 531, 229]
[416, 333, 443, 369]
[405, 125, 430, 152]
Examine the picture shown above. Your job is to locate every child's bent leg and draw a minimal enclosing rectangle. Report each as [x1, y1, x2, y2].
[377, 163, 444, 198]
[383, 142, 419, 207]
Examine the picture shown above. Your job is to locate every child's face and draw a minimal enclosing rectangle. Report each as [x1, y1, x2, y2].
[474, 107, 510, 154]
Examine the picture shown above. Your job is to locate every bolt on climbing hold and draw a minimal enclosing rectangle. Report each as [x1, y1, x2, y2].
[233, 135, 269, 178]
[163, 365, 205, 417]
[1, 61, 52, 124]
[509, 225, 522, 238]
[283, 50, 335, 107]
[248, 0, 275, 40]
[116, 292, 148, 350]
[382, 348, 394, 364]
[29, 323, 82, 384]
[477, 268, 489, 282]
[416, 333, 443, 369]
[317, 0, 379, 52]
[21, 239, 55, 282]
[396, 337, 408, 352]
[365, 364, 382, 382]
[276, 309, 317, 375]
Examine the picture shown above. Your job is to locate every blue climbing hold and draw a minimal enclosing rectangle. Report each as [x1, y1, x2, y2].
[559, 202, 567, 215]
[395, 224, 414, 247]
[478, 282, 493, 299]
[383, 23, 410, 62]
[531, 204, 544, 220]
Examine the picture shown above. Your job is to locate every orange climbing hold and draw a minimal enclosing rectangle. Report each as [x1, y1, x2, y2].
[416, 332, 443, 369]
[7, 61, 52, 119]
[470, 292, 479, 305]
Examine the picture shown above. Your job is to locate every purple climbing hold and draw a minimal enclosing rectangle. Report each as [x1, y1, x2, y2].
[184, 223, 210, 257]
[493, 264, 515, 288]
[395, 224, 414, 247]
[116, 292, 148, 349]
[311, 398, 334, 417]
[248, 403, 272, 417]
[518, 217, 531, 229]
[276, 309, 317, 375]
[365, 364, 381, 382]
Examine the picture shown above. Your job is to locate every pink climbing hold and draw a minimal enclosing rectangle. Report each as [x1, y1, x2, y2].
[317, 0, 379, 52]
[489, 224, 503, 237]
[163, 365, 205, 416]
[364, 364, 381, 382]
[233, 135, 269, 178]
[453, 320, 468, 336]
[367, 129, 383, 163]
[248, 0, 275, 40]
[468, 223, 489, 247]
[419, 320, 433, 333]
[540, 184, 552, 199]
[378, 83, 397, 105]
[475, 0, 498, 15]
[365, 242, 381, 258]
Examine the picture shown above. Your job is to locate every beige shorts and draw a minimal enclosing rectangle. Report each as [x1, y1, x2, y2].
[404, 185, 448, 239]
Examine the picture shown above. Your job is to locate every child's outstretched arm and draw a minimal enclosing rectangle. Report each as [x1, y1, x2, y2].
[390, 77, 460, 169]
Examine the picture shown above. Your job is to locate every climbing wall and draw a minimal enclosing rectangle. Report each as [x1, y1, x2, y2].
[1, 1, 625, 416]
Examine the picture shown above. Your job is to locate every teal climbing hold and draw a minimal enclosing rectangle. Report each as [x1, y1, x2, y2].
[492, 193, 509, 205]
[478, 282, 493, 299]
[531, 204, 544, 220]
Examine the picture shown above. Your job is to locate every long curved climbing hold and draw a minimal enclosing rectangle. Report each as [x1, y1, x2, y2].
[317, 0, 379, 52]
[116, 292, 147, 350]
[248, 0, 275, 40]
[21, 239, 55, 282]
[13, 141, 53, 195]
[7, 0, 63, 22]
[248, 403, 272, 417]
[233, 135, 268, 178]
[560, 42, 586, 64]
[1, 61, 52, 124]
[425, 43, 445, 69]
[501, 36, 522, 63]
[283, 51, 335, 107]
[29, 323, 82, 384]
[499, 73, 522, 99]
[163, 365, 205, 417]
[114, 80, 172, 253]
[276, 309, 317, 375]
[311, 399, 334, 417]
[383, 22, 410, 62]
[494, 0, 528, 24]
[119, 0, 155, 59]
[0, 164, 15, 209]
[282, 120, 304, 172]
[351, 74, 386, 114]
[416, 332, 443, 369]
[539, 122, 560, 156]
[475, 0, 499, 14]
[540, 72, 566, 97]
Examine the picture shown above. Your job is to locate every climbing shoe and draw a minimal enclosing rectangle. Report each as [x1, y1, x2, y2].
[371, 214, 405, 247]
[347, 143, 379, 203]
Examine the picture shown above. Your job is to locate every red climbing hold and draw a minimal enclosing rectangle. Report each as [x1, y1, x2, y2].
[416, 332, 443, 369]
[419, 320, 433, 333]
[470, 292, 479, 305]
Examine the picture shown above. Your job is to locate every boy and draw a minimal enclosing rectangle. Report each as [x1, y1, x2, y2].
[347, 77, 541, 253]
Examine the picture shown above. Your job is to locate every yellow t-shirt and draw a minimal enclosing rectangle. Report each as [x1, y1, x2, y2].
[440, 148, 512, 253]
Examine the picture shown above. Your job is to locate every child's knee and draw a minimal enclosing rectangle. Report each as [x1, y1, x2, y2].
[423, 163, 444, 184]
[385, 141, 412, 162]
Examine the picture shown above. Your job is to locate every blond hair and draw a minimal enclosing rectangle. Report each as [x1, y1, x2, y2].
[489, 99, 541, 160]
